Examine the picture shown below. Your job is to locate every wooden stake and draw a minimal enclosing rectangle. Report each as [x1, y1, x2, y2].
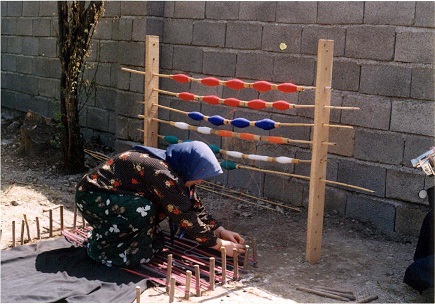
[11, 220, 15, 248]
[209, 257, 215, 291]
[48, 209, 53, 237]
[243, 245, 250, 269]
[194, 265, 201, 297]
[169, 277, 175, 303]
[144, 35, 159, 147]
[23, 214, 31, 241]
[73, 206, 77, 230]
[20, 220, 25, 245]
[220, 246, 226, 284]
[36, 217, 40, 239]
[166, 254, 172, 293]
[306, 39, 334, 265]
[357, 295, 379, 303]
[233, 248, 239, 280]
[185, 270, 192, 300]
[296, 286, 350, 301]
[60, 205, 64, 231]
[135, 286, 141, 303]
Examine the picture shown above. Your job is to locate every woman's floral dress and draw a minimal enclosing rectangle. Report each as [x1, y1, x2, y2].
[75, 150, 221, 267]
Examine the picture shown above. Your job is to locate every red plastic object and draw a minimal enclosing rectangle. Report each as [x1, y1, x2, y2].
[202, 95, 220, 105]
[240, 133, 255, 141]
[268, 136, 285, 144]
[223, 98, 241, 107]
[247, 99, 267, 110]
[252, 81, 272, 92]
[217, 130, 233, 137]
[225, 79, 245, 90]
[201, 77, 220, 86]
[272, 100, 291, 110]
[178, 92, 195, 101]
[172, 74, 190, 83]
[277, 82, 298, 93]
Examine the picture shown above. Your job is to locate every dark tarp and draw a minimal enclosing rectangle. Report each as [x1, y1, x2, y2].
[1, 237, 149, 303]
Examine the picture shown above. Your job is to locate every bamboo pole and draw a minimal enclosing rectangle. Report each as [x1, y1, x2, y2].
[221, 246, 227, 284]
[169, 277, 175, 303]
[135, 286, 141, 303]
[166, 254, 172, 293]
[144, 35, 159, 147]
[185, 270, 192, 300]
[194, 265, 201, 297]
[243, 245, 250, 269]
[233, 249, 239, 280]
[209, 257, 215, 291]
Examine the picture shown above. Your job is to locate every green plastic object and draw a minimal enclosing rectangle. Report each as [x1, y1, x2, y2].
[220, 160, 237, 170]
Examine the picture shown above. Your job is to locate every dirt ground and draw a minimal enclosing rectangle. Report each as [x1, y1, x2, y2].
[1, 114, 433, 303]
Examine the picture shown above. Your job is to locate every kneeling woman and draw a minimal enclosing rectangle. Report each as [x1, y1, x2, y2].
[75, 141, 245, 267]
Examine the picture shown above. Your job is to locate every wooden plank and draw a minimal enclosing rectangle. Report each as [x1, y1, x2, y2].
[306, 39, 334, 264]
[144, 35, 159, 147]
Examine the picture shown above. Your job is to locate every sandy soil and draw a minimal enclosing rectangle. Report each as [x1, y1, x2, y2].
[1, 115, 433, 303]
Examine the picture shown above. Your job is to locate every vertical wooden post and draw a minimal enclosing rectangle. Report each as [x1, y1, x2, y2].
[135, 286, 141, 303]
[194, 265, 201, 297]
[209, 257, 215, 291]
[243, 245, 250, 269]
[166, 254, 173, 293]
[144, 35, 159, 147]
[73, 206, 77, 230]
[220, 247, 226, 284]
[306, 39, 334, 264]
[36, 217, 41, 239]
[23, 214, 31, 241]
[60, 205, 64, 231]
[233, 248, 239, 280]
[11, 220, 15, 248]
[20, 220, 25, 245]
[185, 270, 192, 300]
[169, 277, 175, 303]
[48, 209, 53, 237]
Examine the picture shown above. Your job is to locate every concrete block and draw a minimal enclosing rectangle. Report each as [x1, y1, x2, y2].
[262, 24, 301, 54]
[269, 113, 312, 146]
[337, 160, 386, 197]
[332, 60, 360, 91]
[239, 1, 276, 22]
[38, 77, 59, 99]
[108, 111, 117, 134]
[22, 2, 39, 16]
[276, 1, 317, 24]
[364, 1, 415, 26]
[87, 107, 109, 132]
[120, 1, 149, 16]
[7, 36, 23, 54]
[354, 129, 404, 165]
[12, 92, 33, 113]
[22, 37, 39, 56]
[263, 174, 306, 206]
[132, 17, 164, 41]
[205, 2, 239, 20]
[1, 18, 17, 35]
[391, 100, 435, 137]
[324, 187, 348, 215]
[346, 195, 396, 235]
[296, 90, 343, 122]
[116, 115, 129, 139]
[112, 17, 132, 41]
[1, 36, 8, 53]
[318, 2, 364, 24]
[128, 117, 143, 142]
[360, 64, 411, 98]
[226, 22, 262, 50]
[193, 20, 226, 47]
[160, 74, 192, 93]
[173, 46, 203, 73]
[99, 40, 119, 63]
[395, 30, 435, 64]
[346, 26, 395, 60]
[112, 64, 130, 90]
[94, 18, 114, 40]
[94, 63, 112, 87]
[173, 1, 205, 19]
[16, 18, 33, 36]
[203, 50, 236, 77]
[119, 41, 145, 66]
[403, 135, 435, 169]
[273, 55, 315, 85]
[328, 127, 355, 157]
[341, 93, 391, 130]
[386, 169, 426, 204]
[32, 57, 60, 78]
[96, 87, 117, 111]
[32, 18, 51, 36]
[1, 2, 8, 17]
[129, 71, 144, 93]
[145, 2, 164, 16]
[415, 1, 435, 28]
[103, 1, 121, 17]
[227, 161, 264, 196]
[301, 26, 346, 56]
[411, 68, 435, 100]
[1, 90, 16, 108]
[19, 74, 39, 95]
[236, 52, 273, 80]
[39, 1, 57, 17]
[163, 19, 193, 44]
[116, 91, 144, 118]
[161, 45, 173, 70]
[7, 2, 22, 16]
[2, 54, 17, 72]
[396, 204, 428, 237]
[38, 37, 57, 57]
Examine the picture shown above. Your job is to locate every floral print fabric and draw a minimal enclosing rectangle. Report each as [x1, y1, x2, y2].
[75, 150, 221, 267]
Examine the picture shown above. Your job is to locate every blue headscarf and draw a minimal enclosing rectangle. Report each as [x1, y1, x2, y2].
[134, 141, 222, 182]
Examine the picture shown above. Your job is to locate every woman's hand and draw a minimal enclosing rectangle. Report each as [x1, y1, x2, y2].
[220, 229, 245, 245]
[211, 239, 245, 257]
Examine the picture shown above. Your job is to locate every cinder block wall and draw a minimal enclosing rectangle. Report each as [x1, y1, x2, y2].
[2, 1, 434, 237]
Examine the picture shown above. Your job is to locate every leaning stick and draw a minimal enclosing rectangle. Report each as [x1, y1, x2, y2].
[243, 245, 250, 269]
[23, 214, 31, 241]
[48, 209, 53, 237]
[315, 286, 355, 295]
[194, 265, 201, 297]
[169, 277, 175, 303]
[11, 220, 15, 248]
[59, 205, 64, 231]
[296, 286, 350, 301]
[166, 254, 173, 293]
[233, 249, 239, 280]
[357, 295, 379, 303]
[209, 257, 215, 291]
[36, 216, 41, 239]
[185, 270, 192, 300]
[73, 206, 77, 230]
[314, 288, 355, 300]
[135, 286, 141, 303]
[20, 220, 25, 245]
[221, 247, 227, 284]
